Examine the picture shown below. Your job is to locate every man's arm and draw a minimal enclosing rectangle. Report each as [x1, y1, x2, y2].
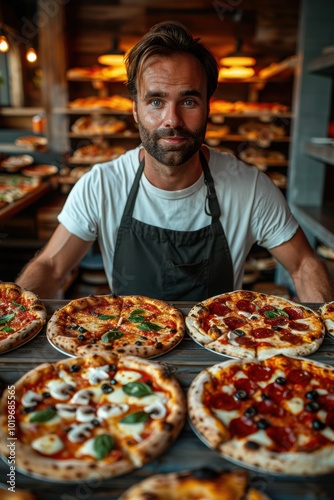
[270, 227, 334, 302]
[16, 224, 93, 299]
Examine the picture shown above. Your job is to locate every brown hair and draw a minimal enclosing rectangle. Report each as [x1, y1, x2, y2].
[125, 21, 219, 102]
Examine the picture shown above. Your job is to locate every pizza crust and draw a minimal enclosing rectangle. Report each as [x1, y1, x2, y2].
[319, 301, 334, 339]
[0, 354, 186, 481]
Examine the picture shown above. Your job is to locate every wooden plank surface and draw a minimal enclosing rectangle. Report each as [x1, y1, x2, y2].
[0, 301, 334, 499]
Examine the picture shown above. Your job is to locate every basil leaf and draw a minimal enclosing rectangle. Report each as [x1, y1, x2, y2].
[93, 434, 114, 460]
[12, 301, 26, 312]
[30, 407, 57, 423]
[264, 309, 289, 319]
[130, 309, 145, 315]
[137, 322, 162, 332]
[121, 411, 149, 424]
[0, 314, 15, 325]
[101, 330, 123, 342]
[98, 314, 116, 320]
[123, 382, 153, 398]
[128, 315, 146, 323]
[1, 326, 14, 333]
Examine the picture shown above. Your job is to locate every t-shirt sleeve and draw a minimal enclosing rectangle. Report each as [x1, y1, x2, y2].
[58, 169, 99, 241]
[252, 171, 299, 249]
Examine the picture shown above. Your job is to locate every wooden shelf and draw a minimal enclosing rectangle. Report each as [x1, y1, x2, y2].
[210, 112, 293, 119]
[305, 142, 334, 165]
[54, 107, 132, 115]
[0, 107, 44, 117]
[0, 182, 52, 223]
[292, 204, 334, 248]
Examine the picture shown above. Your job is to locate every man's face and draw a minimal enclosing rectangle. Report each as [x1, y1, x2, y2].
[133, 53, 209, 167]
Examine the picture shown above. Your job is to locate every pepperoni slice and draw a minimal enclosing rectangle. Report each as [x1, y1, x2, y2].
[235, 337, 258, 348]
[283, 307, 304, 320]
[229, 416, 258, 438]
[255, 398, 285, 418]
[234, 377, 258, 396]
[245, 364, 273, 382]
[209, 301, 231, 316]
[319, 393, 334, 412]
[236, 299, 256, 313]
[258, 305, 276, 315]
[289, 321, 309, 331]
[267, 426, 296, 451]
[265, 382, 291, 403]
[252, 327, 274, 339]
[208, 393, 239, 411]
[279, 332, 302, 345]
[224, 316, 246, 330]
[286, 369, 312, 385]
[264, 316, 289, 327]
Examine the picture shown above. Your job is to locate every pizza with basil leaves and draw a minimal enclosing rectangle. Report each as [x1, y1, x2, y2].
[185, 290, 324, 359]
[46, 294, 185, 358]
[0, 353, 186, 480]
[0, 282, 46, 354]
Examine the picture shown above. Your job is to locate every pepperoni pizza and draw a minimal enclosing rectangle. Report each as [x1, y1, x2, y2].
[185, 291, 324, 359]
[188, 354, 334, 476]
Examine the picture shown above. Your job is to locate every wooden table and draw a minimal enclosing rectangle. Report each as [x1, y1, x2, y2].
[1, 301, 334, 499]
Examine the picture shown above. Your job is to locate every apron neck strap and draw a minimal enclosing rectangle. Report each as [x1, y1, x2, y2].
[200, 150, 221, 222]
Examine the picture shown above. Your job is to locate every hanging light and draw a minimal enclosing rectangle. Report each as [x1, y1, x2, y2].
[219, 66, 255, 80]
[219, 38, 256, 67]
[0, 30, 9, 53]
[98, 36, 125, 66]
[26, 46, 37, 63]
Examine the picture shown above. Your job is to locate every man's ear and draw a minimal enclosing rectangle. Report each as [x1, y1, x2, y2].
[132, 100, 138, 123]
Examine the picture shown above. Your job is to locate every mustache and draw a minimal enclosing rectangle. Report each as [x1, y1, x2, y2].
[154, 128, 195, 139]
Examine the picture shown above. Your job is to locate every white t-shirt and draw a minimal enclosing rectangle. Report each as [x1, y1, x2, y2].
[58, 146, 298, 290]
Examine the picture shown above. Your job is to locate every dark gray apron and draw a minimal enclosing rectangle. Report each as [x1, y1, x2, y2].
[111, 151, 234, 301]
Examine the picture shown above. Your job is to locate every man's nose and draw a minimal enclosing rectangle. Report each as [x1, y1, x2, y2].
[164, 103, 184, 128]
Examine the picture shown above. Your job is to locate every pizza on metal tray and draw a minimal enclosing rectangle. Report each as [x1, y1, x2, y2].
[319, 301, 334, 339]
[47, 294, 185, 358]
[0, 282, 46, 354]
[188, 354, 334, 476]
[185, 290, 324, 359]
[0, 353, 186, 481]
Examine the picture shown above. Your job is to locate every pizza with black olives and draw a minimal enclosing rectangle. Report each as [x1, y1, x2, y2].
[188, 354, 334, 476]
[185, 290, 324, 359]
[0, 354, 186, 480]
[47, 294, 184, 358]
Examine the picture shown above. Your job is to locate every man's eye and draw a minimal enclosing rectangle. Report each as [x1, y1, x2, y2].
[150, 99, 162, 107]
[184, 99, 196, 106]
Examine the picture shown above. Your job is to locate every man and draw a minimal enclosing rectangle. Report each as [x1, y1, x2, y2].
[17, 21, 333, 302]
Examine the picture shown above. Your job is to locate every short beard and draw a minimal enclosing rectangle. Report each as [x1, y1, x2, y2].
[137, 119, 207, 167]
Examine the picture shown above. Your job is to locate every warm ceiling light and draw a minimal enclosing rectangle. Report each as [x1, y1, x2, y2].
[98, 36, 125, 66]
[26, 47, 37, 63]
[219, 66, 255, 80]
[0, 34, 9, 53]
[219, 38, 256, 67]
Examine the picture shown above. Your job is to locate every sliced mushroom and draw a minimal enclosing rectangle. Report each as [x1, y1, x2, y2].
[144, 399, 167, 419]
[22, 390, 43, 407]
[67, 423, 93, 443]
[55, 404, 77, 419]
[76, 406, 97, 422]
[70, 389, 94, 405]
[87, 364, 110, 384]
[48, 381, 75, 401]
[97, 403, 129, 420]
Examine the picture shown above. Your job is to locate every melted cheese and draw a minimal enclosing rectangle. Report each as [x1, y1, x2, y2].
[213, 409, 239, 427]
[32, 434, 64, 455]
[114, 370, 142, 385]
[284, 397, 305, 415]
[116, 421, 145, 442]
[245, 429, 273, 447]
[75, 437, 98, 458]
